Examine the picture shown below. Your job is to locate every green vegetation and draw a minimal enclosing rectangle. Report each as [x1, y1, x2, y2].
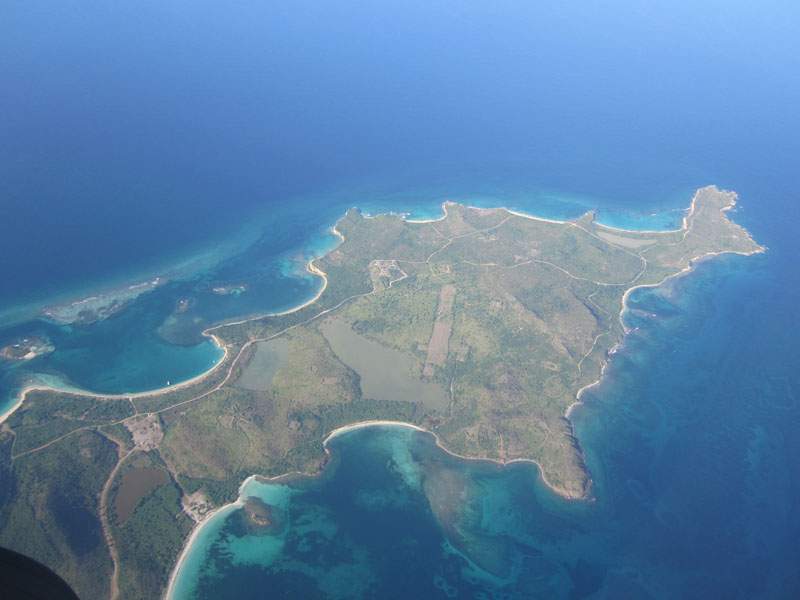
[109, 451, 194, 600]
[0, 430, 117, 600]
[7, 391, 134, 456]
[98, 422, 135, 453]
[0, 186, 763, 598]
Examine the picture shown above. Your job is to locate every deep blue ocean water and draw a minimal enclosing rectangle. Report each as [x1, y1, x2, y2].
[2, 1, 799, 598]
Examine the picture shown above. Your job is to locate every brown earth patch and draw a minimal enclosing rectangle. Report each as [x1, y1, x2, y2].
[423, 323, 452, 378]
[436, 284, 456, 319]
[123, 413, 163, 449]
[422, 285, 456, 378]
[114, 468, 169, 522]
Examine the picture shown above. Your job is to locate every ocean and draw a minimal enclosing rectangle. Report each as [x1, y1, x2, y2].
[2, 1, 799, 598]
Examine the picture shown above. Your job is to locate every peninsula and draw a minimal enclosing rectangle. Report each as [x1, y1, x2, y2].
[0, 186, 763, 599]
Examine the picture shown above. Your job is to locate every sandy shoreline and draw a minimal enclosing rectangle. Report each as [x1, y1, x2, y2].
[163, 475, 256, 600]
[0, 332, 229, 424]
[405, 199, 571, 226]
[404, 187, 715, 231]
[0, 397, 23, 426]
[324, 420, 583, 498]
[163, 419, 581, 598]
[194, 222, 345, 334]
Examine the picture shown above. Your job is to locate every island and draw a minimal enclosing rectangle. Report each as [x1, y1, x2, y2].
[0, 186, 764, 599]
[1, 336, 54, 361]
